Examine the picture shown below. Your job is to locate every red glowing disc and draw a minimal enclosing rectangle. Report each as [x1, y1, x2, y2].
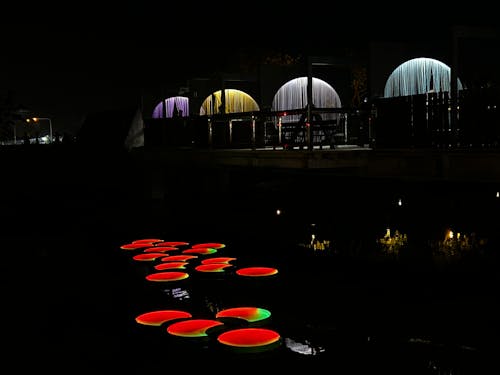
[166, 319, 224, 337]
[192, 243, 225, 249]
[145, 271, 189, 282]
[132, 239, 163, 244]
[217, 328, 280, 347]
[236, 267, 278, 277]
[215, 307, 271, 322]
[135, 310, 192, 326]
[161, 255, 198, 262]
[194, 263, 232, 272]
[201, 257, 237, 264]
[183, 248, 217, 255]
[155, 241, 190, 247]
[143, 246, 178, 253]
[120, 243, 152, 250]
[154, 261, 188, 270]
[133, 253, 168, 261]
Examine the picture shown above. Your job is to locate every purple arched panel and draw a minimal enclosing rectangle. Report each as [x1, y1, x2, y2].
[152, 96, 189, 118]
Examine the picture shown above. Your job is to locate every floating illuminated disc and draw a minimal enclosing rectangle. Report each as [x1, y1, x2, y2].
[192, 243, 225, 249]
[195, 263, 232, 272]
[155, 241, 190, 247]
[154, 261, 188, 270]
[215, 307, 271, 322]
[132, 239, 163, 244]
[161, 255, 198, 262]
[217, 328, 280, 348]
[183, 248, 217, 255]
[146, 271, 189, 282]
[236, 267, 278, 277]
[133, 253, 168, 261]
[120, 243, 153, 250]
[167, 319, 224, 337]
[143, 246, 178, 253]
[135, 310, 192, 326]
[201, 257, 237, 264]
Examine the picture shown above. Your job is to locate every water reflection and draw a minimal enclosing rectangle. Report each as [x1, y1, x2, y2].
[284, 337, 326, 355]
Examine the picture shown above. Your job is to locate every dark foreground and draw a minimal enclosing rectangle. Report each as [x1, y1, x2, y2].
[2, 146, 499, 373]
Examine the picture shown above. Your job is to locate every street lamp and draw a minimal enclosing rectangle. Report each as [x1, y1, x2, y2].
[27, 117, 53, 144]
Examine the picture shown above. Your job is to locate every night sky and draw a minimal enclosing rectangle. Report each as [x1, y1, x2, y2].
[1, 2, 498, 134]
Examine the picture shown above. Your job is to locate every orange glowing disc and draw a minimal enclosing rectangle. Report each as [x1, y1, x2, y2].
[145, 271, 189, 282]
[135, 310, 192, 326]
[236, 267, 278, 277]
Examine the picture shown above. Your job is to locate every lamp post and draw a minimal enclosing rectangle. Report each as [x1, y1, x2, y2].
[27, 117, 53, 144]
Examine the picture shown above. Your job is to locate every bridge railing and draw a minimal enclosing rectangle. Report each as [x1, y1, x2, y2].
[144, 107, 371, 150]
[371, 88, 500, 149]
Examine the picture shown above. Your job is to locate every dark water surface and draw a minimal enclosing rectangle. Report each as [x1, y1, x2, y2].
[2, 147, 499, 373]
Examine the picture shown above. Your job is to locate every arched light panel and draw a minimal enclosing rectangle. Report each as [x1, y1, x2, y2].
[152, 96, 189, 118]
[199, 89, 260, 116]
[271, 76, 342, 124]
[383, 57, 464, 98]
